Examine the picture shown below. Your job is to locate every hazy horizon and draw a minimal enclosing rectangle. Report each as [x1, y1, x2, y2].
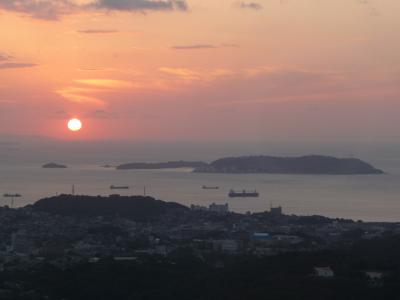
[1, 134, 400, 171]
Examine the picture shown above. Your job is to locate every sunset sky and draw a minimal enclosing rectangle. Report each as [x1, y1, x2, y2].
[0, 0, 399, 142]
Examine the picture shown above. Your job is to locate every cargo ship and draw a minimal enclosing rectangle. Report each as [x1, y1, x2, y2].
[202, 185, 219, 190]
[228, 189, 259, 198]
[110, 185, 130, 190]
[3, 193, 22, 198]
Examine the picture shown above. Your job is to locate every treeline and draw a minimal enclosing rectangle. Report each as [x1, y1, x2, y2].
[33, 195, 188, 221]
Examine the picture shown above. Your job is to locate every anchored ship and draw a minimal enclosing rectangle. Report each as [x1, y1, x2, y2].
[110, 185, 130, 190]
[202, 185, 219, 190]
[3, 193, 22, 198]
[228, 189, 259, 198]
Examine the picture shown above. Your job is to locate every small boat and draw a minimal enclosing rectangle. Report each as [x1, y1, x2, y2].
[228, 189, 259, 198]
[101, 164, 114, 168]
[202, 185, 219, 190]
[110, 185, 130, 190]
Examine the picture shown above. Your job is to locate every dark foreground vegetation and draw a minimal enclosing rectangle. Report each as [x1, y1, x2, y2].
[33, 195, 188, 221]
[1, 236, 400, 300]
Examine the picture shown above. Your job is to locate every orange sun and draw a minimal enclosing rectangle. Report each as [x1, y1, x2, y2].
[67, 118, 82, 132]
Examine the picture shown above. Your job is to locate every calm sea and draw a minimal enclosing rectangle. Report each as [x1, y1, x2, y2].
[1, 158, 400, 222]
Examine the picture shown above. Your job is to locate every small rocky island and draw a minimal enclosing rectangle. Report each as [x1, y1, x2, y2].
[194, 155, 383, 175]
[42, 162, 67, 169]
[116, 161, 208, 170]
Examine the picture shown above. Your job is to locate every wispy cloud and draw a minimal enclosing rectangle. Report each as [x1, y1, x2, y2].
[171, 44, 217, 50]
[76, 67, 119, 72]
[0, 0, 76, 20]
[85, 109, 119, 119]
[221, 43, 239, 48]
[0, 63, 37, 69]
[57, 78, 135, 106]
[236, 2, 263, 10]
[171, 44, 240, 50]
[159, 67, 235, 82]
[0, 0, 188, 20]
[89, 0, 188, 12]
[77, 29, 119, 34]
[157, 65, 348, 105]
[0, 53, 36, 70]
[0, 53, 12, 62]
[56, 86, 105, 106]
[75, 79, 134, 88]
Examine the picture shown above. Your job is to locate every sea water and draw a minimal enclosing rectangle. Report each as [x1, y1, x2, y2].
[1, 159, 400, 222]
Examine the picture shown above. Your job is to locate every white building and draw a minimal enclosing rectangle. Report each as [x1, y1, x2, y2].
[270, 206, 283, 216]
[314, 267, 334, 278]
[365, 271, 384, 280]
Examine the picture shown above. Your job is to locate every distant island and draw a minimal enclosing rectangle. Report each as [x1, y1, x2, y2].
[42, 162, 67, 169]
[33, 194, 188, 221]
[194, 155, 383, 175]
[114, 155, 383, 175]
[101, 164, 115, 168]
[116, 161, 208, 170]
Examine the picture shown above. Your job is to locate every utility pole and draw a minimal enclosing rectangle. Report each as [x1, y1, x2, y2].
[3, 193, 22, 208]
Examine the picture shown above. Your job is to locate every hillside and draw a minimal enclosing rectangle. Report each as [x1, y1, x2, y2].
[33, 195, 188, 221]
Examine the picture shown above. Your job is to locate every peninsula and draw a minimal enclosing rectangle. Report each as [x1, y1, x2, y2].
[116, 161, 208, 170]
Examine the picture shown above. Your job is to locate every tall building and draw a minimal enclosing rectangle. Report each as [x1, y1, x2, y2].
[270, 206, 283, 216]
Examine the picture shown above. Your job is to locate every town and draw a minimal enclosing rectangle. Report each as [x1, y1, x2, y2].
[0, 195, 397, 266]
[0, 195, 399, 299]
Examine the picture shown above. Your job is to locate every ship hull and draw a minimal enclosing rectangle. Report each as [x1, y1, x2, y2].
[228, 191, 259, 198]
